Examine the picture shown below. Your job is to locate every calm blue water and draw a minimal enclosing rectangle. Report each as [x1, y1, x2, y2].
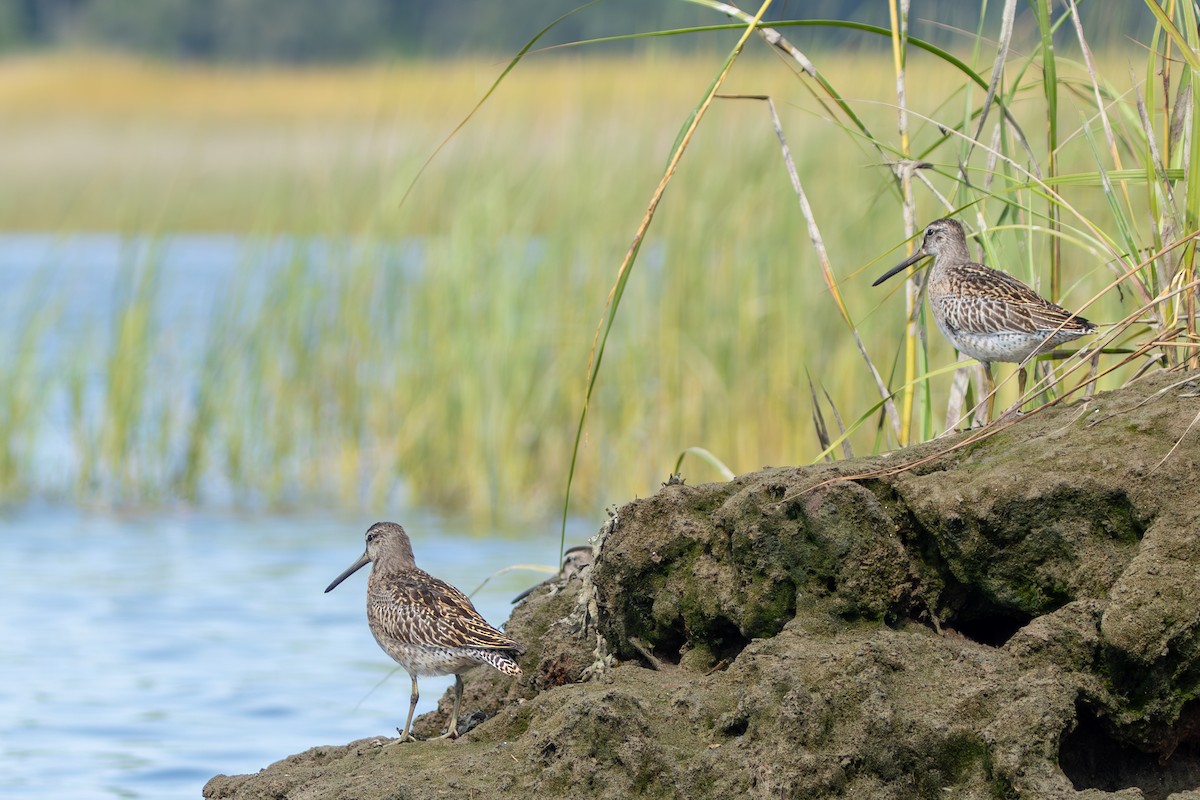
[0, 232, 592, 797]
[1, 506, 569, 800]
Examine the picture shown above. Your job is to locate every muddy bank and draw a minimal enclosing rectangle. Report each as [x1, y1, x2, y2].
[206, 371, 1200, 799]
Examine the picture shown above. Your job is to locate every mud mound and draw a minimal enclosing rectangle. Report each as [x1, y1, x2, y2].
[206, 371, 1200, 800]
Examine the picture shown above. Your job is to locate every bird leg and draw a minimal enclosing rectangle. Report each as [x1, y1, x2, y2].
[992, 365, 1032, 422]
[396, 674, 419, 743]
[983, 362, 996, 424]
[993, 365, 1030, 422]
[434, 674, 464, 740]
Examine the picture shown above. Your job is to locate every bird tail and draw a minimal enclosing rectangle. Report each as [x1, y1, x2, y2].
[474, 647, 523, 676]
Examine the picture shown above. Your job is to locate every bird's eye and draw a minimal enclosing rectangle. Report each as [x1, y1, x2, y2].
[367, 533, 377, 542]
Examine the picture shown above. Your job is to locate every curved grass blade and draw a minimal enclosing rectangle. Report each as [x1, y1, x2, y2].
[683, 1, 898, 197]
[468, 564, 558, 599]
[559, 0, 777, 562]
[395, 0, 603, 209]
[722, 92, 902, 439]
[672, 447, 736, 482]
[1007, 168, 1186, 188]
[1143, 0, 1200, 70]
[541, 15, 1036, 170]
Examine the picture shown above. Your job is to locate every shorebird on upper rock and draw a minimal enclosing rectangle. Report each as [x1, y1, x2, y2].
[325, 521, 524, 742]
[873, 218, 1097, 422]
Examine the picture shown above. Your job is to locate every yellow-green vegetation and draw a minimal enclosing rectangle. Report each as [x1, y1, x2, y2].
[0, 6, 1193, 522]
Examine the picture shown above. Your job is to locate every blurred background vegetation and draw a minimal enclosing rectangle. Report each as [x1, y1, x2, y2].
[0, 0, 1165, 60]
[0, 1, 1192, 524]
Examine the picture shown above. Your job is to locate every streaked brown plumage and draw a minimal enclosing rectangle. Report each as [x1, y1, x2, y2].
[325, 521, 523, 742]
[873, 218, 1096, 419]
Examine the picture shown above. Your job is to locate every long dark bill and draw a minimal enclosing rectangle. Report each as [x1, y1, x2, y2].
[872, 247, 928, 287]
[324, 552, 371, 593]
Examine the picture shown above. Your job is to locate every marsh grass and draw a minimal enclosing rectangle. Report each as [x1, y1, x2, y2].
[0, 6, 1192, 521]
[0, 284, 54, 496]
[567, 0, 1198, 454]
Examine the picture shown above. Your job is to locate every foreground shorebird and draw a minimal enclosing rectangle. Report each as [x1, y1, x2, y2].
[873, 218, 1096, 420]
[325, 521, 524, 742]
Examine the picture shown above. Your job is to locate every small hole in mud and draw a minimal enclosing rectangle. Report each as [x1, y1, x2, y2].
[721, 715, 749, 737]
[650, 624, 686, 666]
[707, 618, 751, 663]
[1060, 703, 1200, 800]
[945, 610, 1031, 647]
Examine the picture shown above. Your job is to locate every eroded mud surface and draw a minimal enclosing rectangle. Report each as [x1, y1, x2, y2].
[206, 371, 1200, 799]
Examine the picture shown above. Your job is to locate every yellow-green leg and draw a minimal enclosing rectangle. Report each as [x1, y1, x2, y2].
[396, 674, 419, 743]
[435, 675, 463, 740]
[983, 362, 996, 424]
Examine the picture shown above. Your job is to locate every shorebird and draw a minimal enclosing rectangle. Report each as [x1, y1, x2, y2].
[873, 218, 1096, 421]
[325, 521, 524, 742]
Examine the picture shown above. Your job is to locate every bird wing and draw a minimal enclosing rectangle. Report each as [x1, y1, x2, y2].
[938, 263, 1094, 336]
[368, 570, 523, 652]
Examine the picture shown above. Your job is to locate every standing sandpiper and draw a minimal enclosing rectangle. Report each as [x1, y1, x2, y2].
[325, 521, 524, 742]
[873, 218, 1096, 420]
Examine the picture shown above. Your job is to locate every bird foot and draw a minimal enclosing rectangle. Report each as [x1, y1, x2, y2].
[392, 728, 419, 744]
[433, 716, 460, 740]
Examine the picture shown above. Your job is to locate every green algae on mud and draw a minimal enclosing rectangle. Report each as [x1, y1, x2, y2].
[206, 370, 1200, 800]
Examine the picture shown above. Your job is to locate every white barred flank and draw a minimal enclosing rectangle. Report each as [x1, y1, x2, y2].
[471, 648, 523, 677]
